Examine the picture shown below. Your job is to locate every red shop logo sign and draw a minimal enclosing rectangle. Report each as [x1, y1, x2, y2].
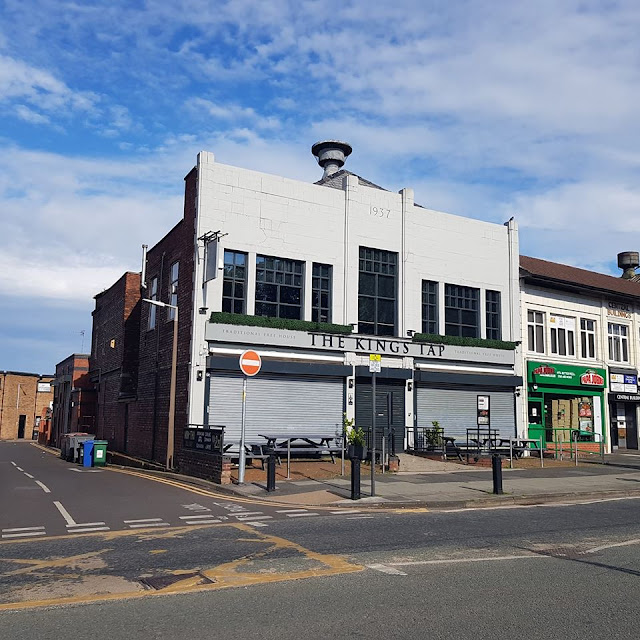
[532, 365, 555, 375]
[580, 370, 604, 386]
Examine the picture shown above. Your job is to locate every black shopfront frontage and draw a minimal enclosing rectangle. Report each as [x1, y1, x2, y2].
[608, 369, 640, 450]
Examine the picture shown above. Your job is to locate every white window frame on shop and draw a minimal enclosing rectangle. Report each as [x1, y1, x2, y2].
[148, 276, 158, 330]
[580, 318, 596, 359]
[608, 322, 629, 363]
[549, 314, 575, 357]
[527, 310, 545, 353]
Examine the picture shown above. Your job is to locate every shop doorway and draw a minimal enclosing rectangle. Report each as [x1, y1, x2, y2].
[611, 402, 638, 450]
[355, 378, 405, 454]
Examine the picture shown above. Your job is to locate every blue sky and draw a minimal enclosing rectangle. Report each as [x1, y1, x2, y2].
[2, 0, 640, 373]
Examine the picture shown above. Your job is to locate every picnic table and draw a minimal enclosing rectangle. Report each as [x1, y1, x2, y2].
[258, 433, 345, 479]
[223, 440, 273, 469]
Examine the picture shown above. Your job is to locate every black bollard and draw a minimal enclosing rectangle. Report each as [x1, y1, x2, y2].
[266, 452, 276, 492]
[350, 457, 361, 500]
[492, 454, 503, 495]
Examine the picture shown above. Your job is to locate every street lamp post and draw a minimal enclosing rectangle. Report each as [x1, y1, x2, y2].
[143, 299, 178, 471]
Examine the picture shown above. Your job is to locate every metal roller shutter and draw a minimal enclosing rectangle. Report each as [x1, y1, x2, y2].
[416, 384, 515, 439]
[207, 371, 344, 442]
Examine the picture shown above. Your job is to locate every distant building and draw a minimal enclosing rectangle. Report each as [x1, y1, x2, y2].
[50, 354, 97, 446]
[0, 371, 54, 440]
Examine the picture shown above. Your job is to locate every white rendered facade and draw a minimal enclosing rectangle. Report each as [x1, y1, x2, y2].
[185, 148, 524, 446]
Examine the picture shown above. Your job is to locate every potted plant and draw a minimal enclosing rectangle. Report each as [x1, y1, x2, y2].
[346, 424, 368, 460]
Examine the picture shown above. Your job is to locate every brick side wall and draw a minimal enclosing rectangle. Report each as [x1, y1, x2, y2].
[176, 450, 232, 484]
[0, 373, 54, 440]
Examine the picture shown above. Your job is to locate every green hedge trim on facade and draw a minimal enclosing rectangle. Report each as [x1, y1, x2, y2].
[209, 312, 353, 334]
[412, 333, 518, 351]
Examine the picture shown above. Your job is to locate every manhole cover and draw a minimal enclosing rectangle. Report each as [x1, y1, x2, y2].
[140, 572, 214, 590]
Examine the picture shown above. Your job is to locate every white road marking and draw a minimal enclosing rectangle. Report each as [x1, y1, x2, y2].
[276, 509, 309, 513]
[16, 466, 23, 471]
[182, 503, 210, 512]
[183, 519, 222, 525]
[285, 512, 319, 518]
[387, 554, 549, 567]
[53, 501, 76, 526]
[587, 537, 640, 554]
[66, 522, 105, 528]
[2, 531, 47, 539]
[233, 515, 273, 521]
[128, 522, 170, 528]
[67, 527, 110, 533]
[68, 468, 103, 473]
[347, 515, 375, 519]
[10, 461, 16, 466]
[123, 518, 164, 523]
[2, 526, 45, 533]
[367, 564, 408, 576]
[330, 510, 362, 514]
[35, 481, 50, 493]
[179, 514, 218, 520]
[245, 522, 269, 527]
[231, 512, 265, 518]
[23, 472, 34, 479]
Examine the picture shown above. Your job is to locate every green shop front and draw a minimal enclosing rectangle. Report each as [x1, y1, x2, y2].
[526, 361, 606, 447]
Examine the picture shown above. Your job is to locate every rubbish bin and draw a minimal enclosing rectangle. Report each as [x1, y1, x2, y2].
[80, 440, 94, 468]
[69, 434, 95, 463]
[92, 440, 108, 467]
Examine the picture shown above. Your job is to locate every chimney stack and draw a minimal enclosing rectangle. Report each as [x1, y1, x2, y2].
[312, 140, 352, 179]
[618, 251, 639, 279]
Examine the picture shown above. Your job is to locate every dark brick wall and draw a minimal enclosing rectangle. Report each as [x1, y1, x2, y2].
[176, 450, 232, 484]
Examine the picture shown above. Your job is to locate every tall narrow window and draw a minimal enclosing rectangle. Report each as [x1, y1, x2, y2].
[444, 284, 479, 337]
[550, 314, 575, 356]
[255, 255, 304, 319]
[222, 250, 247, 314]
[168, 262, 179, 320]
[312, 263, 332, 323]
[148, 277, 158, 330]
[422, 280, 438, 334]
[580, 319, 596, 359]
[527, 310, 545, 353]
[608, 323, 629, 362]
[358, 247, 397, 336]
[486, 290, 501, 340]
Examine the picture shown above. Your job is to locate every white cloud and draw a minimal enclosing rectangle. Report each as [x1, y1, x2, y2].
[15, 104, 50, 125]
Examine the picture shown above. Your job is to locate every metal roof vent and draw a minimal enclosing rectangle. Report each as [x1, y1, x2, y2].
[311, 140, 352, 179]
[618, 251, 639, 279]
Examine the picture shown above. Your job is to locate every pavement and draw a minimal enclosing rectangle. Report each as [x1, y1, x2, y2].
[219, 449, 640, 508]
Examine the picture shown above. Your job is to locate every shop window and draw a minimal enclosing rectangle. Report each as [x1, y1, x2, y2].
[421, 280, 438, 334]
[527, 310, 545, 353]
[444, 284, 479, 338]
[550, 314, 575, 357]
[255, 254, 304, 319]
[222, 250, 247, 314]
[148, 277, 158, 330]
[486, 290, 501, 340]
[168, 261, 178, 320]
[312, 263, 332, 323]
[608, 322, 629, 362]
[580, 319, 596, 359]
[358, 247, 397, 336]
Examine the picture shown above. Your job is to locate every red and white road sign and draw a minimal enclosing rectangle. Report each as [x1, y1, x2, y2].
[239, 350, 262, 376]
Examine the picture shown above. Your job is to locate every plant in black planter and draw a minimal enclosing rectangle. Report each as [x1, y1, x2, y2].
[346, 425, 367, 460]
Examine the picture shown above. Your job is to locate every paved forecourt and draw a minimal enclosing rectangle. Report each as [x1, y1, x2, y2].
[0, 442, 368, 540]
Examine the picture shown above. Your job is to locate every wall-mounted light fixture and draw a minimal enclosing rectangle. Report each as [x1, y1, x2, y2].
[199, 307, 208, 315]
[348, 378, 354, 389]
[406, 330, 415, 337]
[533, 384, 538, 391]
[197, 370, 203, 381]
[407, 381, 413, 392]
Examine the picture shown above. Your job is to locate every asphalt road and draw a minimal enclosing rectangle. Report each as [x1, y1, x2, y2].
[2, 441, 640, 639]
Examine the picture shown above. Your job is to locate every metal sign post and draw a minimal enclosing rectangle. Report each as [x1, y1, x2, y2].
[238, 350, 262, 484]
[369, 354, 381, 497]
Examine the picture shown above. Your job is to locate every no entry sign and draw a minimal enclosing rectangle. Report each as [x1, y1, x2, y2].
[239, 350, 262, 376]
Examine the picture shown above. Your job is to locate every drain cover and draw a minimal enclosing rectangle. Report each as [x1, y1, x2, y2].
[140, 572, 214, 590]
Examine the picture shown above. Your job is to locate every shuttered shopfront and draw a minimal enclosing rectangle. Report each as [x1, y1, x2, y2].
[207, 370, 345, 442]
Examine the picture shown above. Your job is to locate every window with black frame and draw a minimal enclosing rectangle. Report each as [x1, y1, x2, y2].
[255, 255, 304, 319]
[444, 284, 479, 337]
[422, 280, 438, 334]
[358, 247, 397, 336]
[485, 290, 501, 340]
[222, 250, 247, 314]
[312, 263, 332, 323]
